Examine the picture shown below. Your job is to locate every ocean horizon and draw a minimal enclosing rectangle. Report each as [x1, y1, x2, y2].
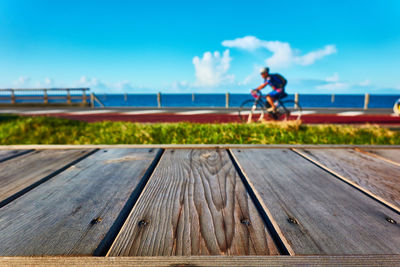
[1, 92, 399, 109]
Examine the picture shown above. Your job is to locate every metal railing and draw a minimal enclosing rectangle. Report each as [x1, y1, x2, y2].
[0, 88, 90, 105]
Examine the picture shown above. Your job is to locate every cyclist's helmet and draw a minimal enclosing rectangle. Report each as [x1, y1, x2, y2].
[260, 67, 269, 74]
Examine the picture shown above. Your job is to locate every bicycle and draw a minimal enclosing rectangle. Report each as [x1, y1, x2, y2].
[238, 90, 302, 123]
[394, 98, 400, 116]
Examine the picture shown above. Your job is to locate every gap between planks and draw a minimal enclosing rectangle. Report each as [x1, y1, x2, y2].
[291, 148, 400, 215]
[227, 149, 293, 256]
[0, 149, 99, 209]
[354, 148, 400, 167]
[93, 148, 165, 256]
[0, 149, 35, 163]
[106, 149, 281, 256]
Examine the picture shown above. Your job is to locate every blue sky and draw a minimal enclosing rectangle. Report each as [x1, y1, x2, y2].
[0, 0, 399, 94]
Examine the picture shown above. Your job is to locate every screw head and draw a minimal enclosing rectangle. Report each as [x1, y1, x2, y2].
[138, 220, 149, 227]
[90, 217, 102, 225]
[241, 219, 251, 226]
[386, 217, 397, 224]
[287, 217, 298, 224]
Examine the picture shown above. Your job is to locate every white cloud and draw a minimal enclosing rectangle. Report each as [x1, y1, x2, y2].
[316, 74, 373, 91]
[171, 80, 189, 92]
[325, 73, 339, 82]
[222, 36, 262, 51]
[240, 64, 263, 86]
[358, 79, 371, 86]
[35, 77, 55, 88]
[44, 77, 54, 86]
[316, 82, 349, 90]
[315, 73, 349, 90]
[13, 76, 31, 87]
[192, 49, 234, 87]
[222, 36, 337, 68]
[295, 45, 337, 66]
[77, 76, 108, 91]
[76, 76, 147, 93]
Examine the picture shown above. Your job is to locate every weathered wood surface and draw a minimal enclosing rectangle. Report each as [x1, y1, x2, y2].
[359, 148, 400, 165]
[107, 149, 279, 256]
[1, 255, 400, 267]
[297, 148, 400, 211]
[231, 149, 400, 255]
[0, 148, 161, 256]
[0, 149, 32, 163]
[0, 149, 93, 207]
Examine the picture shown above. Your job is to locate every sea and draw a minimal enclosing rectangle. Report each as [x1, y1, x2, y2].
[92, 93, 399, 109]
[1, 93, 399, 109]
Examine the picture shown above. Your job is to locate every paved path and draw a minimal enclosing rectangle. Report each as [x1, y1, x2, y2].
[1, 108, 399, 124]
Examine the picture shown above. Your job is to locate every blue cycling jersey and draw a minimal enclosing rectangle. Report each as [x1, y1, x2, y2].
[264, 74, 286, 89]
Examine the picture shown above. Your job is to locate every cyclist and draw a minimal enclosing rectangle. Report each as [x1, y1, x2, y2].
[394, 98, 400, 115]
[252, 67, 287, 112]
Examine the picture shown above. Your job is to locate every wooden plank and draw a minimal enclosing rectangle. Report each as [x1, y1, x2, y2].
[1, 256, 400, 267]
[0, 148, 161, 256]
[296, 148, 400, 212]
[107, 149, 279, 256]
[0, 149, 33, 163]
[0, 149, 94, 207]
[230, 149, 400, 255]
[358, 148, 400, 166]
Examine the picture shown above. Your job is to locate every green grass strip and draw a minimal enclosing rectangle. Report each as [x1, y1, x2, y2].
[0, 115, 399, 145]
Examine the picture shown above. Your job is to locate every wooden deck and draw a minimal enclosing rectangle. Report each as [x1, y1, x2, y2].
[0, 145, 399, 265]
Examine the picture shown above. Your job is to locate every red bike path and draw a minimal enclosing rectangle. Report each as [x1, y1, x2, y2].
[30, 112, 400, 125]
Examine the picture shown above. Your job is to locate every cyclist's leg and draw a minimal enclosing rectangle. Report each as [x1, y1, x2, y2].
[266, 89, 282, 111]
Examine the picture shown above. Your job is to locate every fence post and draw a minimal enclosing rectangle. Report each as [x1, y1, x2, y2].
[157, 92, 161, 108]
[82, 89, 87, 105]
[90, 93, 94, 108]
[67, 89, 71, 104]
[44, 89, 48, 104]
[192, 93, 195, 102]
[331, 94, 335, 103]
[124, 93, 127, 102]
[11, 89, 16, 104]
[226, 92, 230, 108]
[294, 93, 299, 108]
[364, 93, 370, 110]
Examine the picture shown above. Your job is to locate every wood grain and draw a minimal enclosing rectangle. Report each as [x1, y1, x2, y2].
[298, 148, 400, 211]
[107, 149, 279, 256]
[358, 148, 400, 166]
[231, 149, 400, 255]
[0, 148, 161, 256]
[1, 255, 400, 267]
[0, 149, 93, 206]
[0, 149, 32, 163]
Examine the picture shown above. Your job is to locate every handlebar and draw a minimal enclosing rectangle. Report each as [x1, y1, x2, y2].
[251, 89, 262, 99]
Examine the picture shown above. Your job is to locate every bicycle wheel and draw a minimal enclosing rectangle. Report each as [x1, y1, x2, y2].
[278, 100, 302, 120]
[238, 99, 266, 123]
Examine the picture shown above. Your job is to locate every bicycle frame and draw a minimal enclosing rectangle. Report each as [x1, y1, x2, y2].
[251, 90, 284, 109]
[240, 90, 301, 122]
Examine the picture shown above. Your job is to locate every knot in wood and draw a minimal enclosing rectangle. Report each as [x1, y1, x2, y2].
[90, 217, 102, 225]
[241, 219, 251, 226]
[386, 217, 397, 224]
[201, 152, 212, 159]
[138, 220, 149, 228]
[287, 217, 298, 224]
